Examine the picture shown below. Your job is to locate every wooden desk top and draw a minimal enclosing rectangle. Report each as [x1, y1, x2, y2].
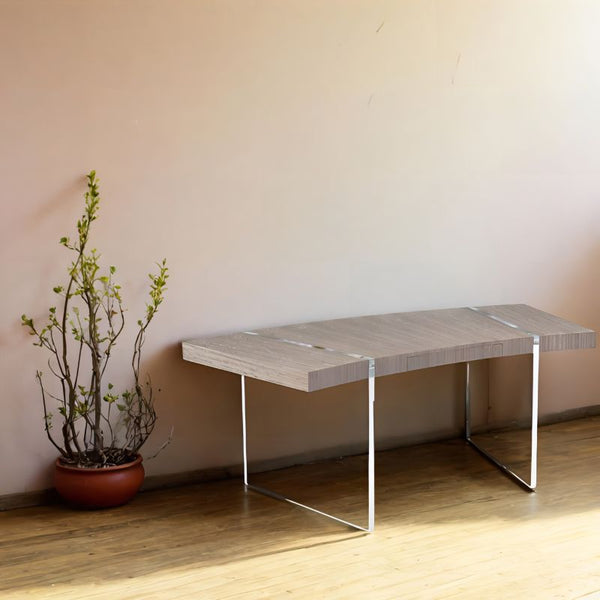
[182, 305, 595, 392]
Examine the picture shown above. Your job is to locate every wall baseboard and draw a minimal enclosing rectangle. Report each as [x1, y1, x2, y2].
[3, 405, 600, 511]
[0, 489, 60, 511]
[538, 403, 600, 425]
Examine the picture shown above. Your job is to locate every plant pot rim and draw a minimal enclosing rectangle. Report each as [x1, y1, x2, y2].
[55, 453, 143, 472]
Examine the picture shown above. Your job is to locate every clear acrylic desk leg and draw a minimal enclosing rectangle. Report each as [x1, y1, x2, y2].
[465, 340, 539, 492]
[241, 359, 376, 532]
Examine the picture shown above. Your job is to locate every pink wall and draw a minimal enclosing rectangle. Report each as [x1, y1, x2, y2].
[1, 0, 599, 496]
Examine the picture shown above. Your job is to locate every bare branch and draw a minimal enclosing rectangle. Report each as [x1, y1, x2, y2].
[24, 172, 169, 468]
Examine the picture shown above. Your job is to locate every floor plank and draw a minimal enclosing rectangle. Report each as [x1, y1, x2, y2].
[1, 417, 600, 599]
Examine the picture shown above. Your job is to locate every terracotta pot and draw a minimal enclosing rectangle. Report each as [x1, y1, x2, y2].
[54, 454, 145, 509]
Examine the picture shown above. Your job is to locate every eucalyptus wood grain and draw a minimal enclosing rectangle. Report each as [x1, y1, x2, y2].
[2, 417, 600, 599]
[182, 332, 366, 391]
[182, 305, 595, 391]
[476, 303, 597, 351]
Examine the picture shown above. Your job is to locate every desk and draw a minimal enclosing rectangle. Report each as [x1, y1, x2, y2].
[183, 304, 595, 531]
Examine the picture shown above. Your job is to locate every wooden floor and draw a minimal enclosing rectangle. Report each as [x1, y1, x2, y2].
[2, 417, 600, 600]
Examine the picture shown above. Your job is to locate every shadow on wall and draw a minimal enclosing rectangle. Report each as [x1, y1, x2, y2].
[139, 241, 600, 482]
[0, 175, 84, 249]
[25, 177, 86, 232]
[145, 347, 490, 482]
[552, 242, 600, 331]
[488, 243, 600, 426]
[136, 343, 243, 477]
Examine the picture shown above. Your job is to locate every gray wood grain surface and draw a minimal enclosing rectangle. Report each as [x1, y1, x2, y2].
[182, 305, 596, 391]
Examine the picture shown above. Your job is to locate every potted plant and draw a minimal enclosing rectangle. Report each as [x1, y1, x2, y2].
[21, 171, 168, 508]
